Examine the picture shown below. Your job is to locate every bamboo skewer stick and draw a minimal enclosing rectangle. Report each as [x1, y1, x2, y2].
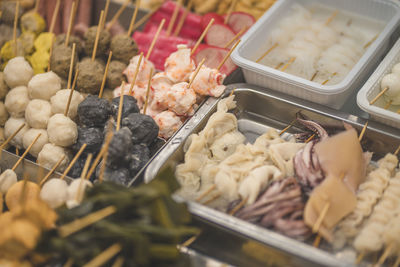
[256, 43, 278, 63]
[217, 40, 240, 71]
[312, 202, 330, 233]
[321, 72, 337, 85]
[224, 27, 246, 49]
[191, 18, 215, 56]
[370, 87, 388, 105]
[188, 58, 205, 88]
[65, 1, 77, 46]
[83, 243, 122, 267]
[12, 133, 41, 171]
[279, 119, 296, 136]
[358, 121, 368, 142]
[377, 243, 394, 266]
[13, 1, 19, 57]
[39, 156, 66, 187]
[166, 0, 182, 36]
[75, 153, 93, 202]
[67, 43, 76, 90]
[364, 34, 378, 49]
[142, 69, 153, 115]
[195, 184, 216, 202]
[146, 19, 165, 60]
[49, 0, 61, 34]
[116, 82, 125, 131]
[102, 0, 111, 30]
[0, 123, 25, 150]
[229, 197, 248, 215]
[325, 10, 339, 26]
[72, 68, 79, 90]
[47, 35, 55, 72]
[224, 0, 238, 24]
[305, 133, 316, 143]
[92, 11, 104, 61]
[59, 144, 87, 180]
[99, 51, 113, 98]
[280, 57, 295, 72]
[86, 132, 113, 180]
[112, 257, 124, 267]
[127, 0, 141, 36]
[130, 6, 160, 33]
[384, 100, 393, 110]
[106, 0, 130, 30]
[202, 193, 221, 205]
[128, 52, 143, 95]
[173, 0, 193, 36]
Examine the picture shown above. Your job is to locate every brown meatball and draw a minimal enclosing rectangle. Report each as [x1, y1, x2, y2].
[106, 60, 126, 89]
[84, 26, 111, 58]
[110, 35, 138, 64]
[50, 45, 78, 79]
[55, 34, 84, 55]
[76, 58, 105, 94]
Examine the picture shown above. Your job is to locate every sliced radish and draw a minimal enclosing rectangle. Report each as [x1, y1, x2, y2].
[204, 23, 236, 48]
[192, 44, 237, 75]
[201, 13, 224, 30]
[225, 12, 255, 34]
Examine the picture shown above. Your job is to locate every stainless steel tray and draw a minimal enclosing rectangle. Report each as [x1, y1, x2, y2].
[142, 83, 400, 267]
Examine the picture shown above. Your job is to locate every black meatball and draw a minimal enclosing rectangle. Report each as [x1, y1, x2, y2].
[111, 95, 139, 119]
[149, 138, 166, 157]
[121, 113, 159, 145]
[103, 167, 131, 186]
[78, 95, 112, 127]
[67, 154, 97, 181]
[73, 126, 104, 153]
[106, 127, 133, 168]
[128, 144, 150, 176]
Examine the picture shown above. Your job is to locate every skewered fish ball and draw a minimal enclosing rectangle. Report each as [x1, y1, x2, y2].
[50, 45, 78, 79]
[84, 26, 111, 58]
[25, 99, 52, 129]
[110, 35, 138, 64]
[107, 60, 126, 89]
[76, 58, 105, 94]
[3, 57, 34, 88]
[6, 181, 40, 210]
[0, 101, 9, 126]
[381, 73, 400, 104]
[54, 34, 84, 55]
[106, 127, 133, 168]
[0, 169, 17, 194]
[22, 128, 48, 157]
[78, 95, 112, 127]
[27, 71, 61, 100]
[0, 72, 9, 100]
[47, 114, 78, 147]
[4, 86, 30, 118]
[122, 113, 159, 145]
[37, 143, 69, 171]
[111, 95, 139, 119]
[20, 12, 46, 35]
[129, 144, 150, 175]
[50, 89, 84, 119]
[73, 127, 104, 153]
[4, 117, 30, 149]
[66, 178, 93, 208]
[40, 178, 68, 209]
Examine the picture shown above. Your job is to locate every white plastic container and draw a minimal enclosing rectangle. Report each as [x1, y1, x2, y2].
[231, 0, 400, 109]
[357, 37, 400, 129]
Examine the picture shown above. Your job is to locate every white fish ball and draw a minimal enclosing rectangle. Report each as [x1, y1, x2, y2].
[4, 117, 30, 149]
[40, 178, 68, 209]
[381, 73, 400, 97]
[37, 143, 69, 171]
[50, 89, 84, 119]
[27, 71, 61, 100]
[3, 57, 34, 88]
[0, 101, 9, 126]
[4, 86, 30, 118]
[22, 128, 48, 157]
[66, 178, 93, 208]
[0, 169, 17, 194]
[47, 114, 78, 147]
[391, 63, 400, 76]
[25, 99, 52, 129]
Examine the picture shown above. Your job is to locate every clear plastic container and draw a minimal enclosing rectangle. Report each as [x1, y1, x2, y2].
[231, 0, 400, 109]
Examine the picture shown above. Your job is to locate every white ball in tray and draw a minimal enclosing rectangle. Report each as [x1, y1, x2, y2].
[381, 73, 400, 105]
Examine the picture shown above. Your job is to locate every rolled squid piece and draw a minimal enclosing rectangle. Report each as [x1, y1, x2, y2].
[4, 117, 30, 149]
[37, 143, 70, 172]
[40, 178, 68, 209]
[4, 86, 30, 118]
[50, 89, 84, 119]
[166, 82, 197, 116]
[149, 72, 174, 111]
[164, 44, 196, 83]
[154, 110, 183, 139]
[0, 101, 9, 126]
[123, 55, 155, 87]
[47, 114, 78, 147]
[25, 99, 52, 129]
[22, 128, 48, 157]
[3, 57, 34, 88]
[27, 71, 62, 100]
[189, 66, 226, 97]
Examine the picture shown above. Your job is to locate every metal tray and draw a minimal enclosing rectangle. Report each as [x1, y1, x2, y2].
[142, 83, 400, 267]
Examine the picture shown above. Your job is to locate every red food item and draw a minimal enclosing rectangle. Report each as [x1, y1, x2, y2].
[204, 23, 236, 49]
[201, 13, 224, 30]
[225, 12, 255, 34]
[192, 44, 237, 75]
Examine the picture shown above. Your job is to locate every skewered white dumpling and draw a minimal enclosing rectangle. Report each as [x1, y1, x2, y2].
[27, 71, 61, 100]
[22, 128, 48, 157]
[50, 89, 84, 119]
[40, 178, 68, 208]
[4, 117, 30, 149]
[4, 86, 30, 118]
[381, 73, 400, 104]
[25, 99, 52, 129]
[0, 169, 17, 194]
[3, 57, 34, 88]
[47, 114, 78, 147]
[66, 178, 93, 208]
[37, 143, 69, 171]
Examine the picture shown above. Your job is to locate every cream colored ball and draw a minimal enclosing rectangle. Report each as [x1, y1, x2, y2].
[47, 114, 78, 147]
[4, 86, 30, 118]
[37, 143, 70, 171]
[0, 169, 17, 194]
[22, 128, 48, 157]
[50, 89, 84, 119]
[0, 101, 9, 126]
[40, 178, 68, 209]
[25, 99, 52, 129]
[4, 117, 30, 149]
[27, 71, 61, 100]
[3, 57, 34, 88]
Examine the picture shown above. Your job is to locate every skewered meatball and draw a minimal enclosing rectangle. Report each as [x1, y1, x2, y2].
[19, 31, 35, 55]
[111, 95, 139, 119]
[0, 101, 9, 126]
[50, 89, 84, 119]
[4, 117, 30, 149]
[106, 127, 133, 168]
[149, 137, 166, 156]
[101, 167, 131, 186]
[84, 26, 111, 58]
[0, 72, 9, 100]
[22, 128, 48, 157]
[54, 34, 84, 55]
[66, 178, 93, 208]
[50, 45, 78, 79]
[0, 2, 23, 25]
[40, 178, 68, 209]
[67, 155, 90, 179]
[27, 71, 61, 100]
[25, 99, 52, 129]
[73, 127, 104, 153]
[6, 181, 40, 210]
[129, 144, 150, 176]
[107, 60, 126, 89]
[37, 143, 69, 171]
[4, 86, 30, 118]
[0, 169, 17, 194]
[76, 58, 105, 94]
[3, 57, 34, 88]
[78, 95, 112, 127]
[121, 113, 159, 145]
[47, 114, 78, 147]
[20, 12, 46, 35]
[110, 35, 138, 64]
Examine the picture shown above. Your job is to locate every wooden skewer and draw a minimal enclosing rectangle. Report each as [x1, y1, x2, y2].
[128, 52, 143, 95]
[86, 132, 114, 180]
[116, 82, 125, 131]
[310, 71, 318, 81]
[59, 143, 87, 180]
[81, 154, 92, 180]
[312, 202, 330, 233]
[146, 19, 166, 61]
[370, 87, 388, 105]
[92, 11, 104, 62]
[71, 67, 79, 91]
[256, 43, 278, 63]
[395, 144, 400, 156]
[279, 119, 296, 136]
[191, 19, 215, 56]
[188, 58, 205, 88]
[15, 147, 19, 156]
[11, 133, 41, 171]
[321, 72, 337, 85]
[313, 235, 321, 248]
[106, 0, 130, 30]
[179, 234, 199, 248]
[224, 0, 239, 24]
[305, 133, 316, 143]
[49, 0, 61, 34]
[217, 39, 240, 71]
[377, 243, 394, 266]
[280, 57, 295, 72]
[355, 252, 365, 265]
[13, 1, 19, 57]
[275, 62, 284, 69]
[112, 257, 124, 267]
[228, 88, 236, 97]
[58, 205, 117, 237]
[229, 197, 248, 215]
[99, 51, 113, 98]
[75, 153, 93, 202]
[65, 1, 77, 47]
[83, 243, 122, 267]
[130, 5, 161, 33]
[325, 10, 339, 26]
[202, 193, 221, 205]
[196, 184, 216, 202]
[142, 69, 153, 115]
[102, 0, 111, 30]
[65, 72, 77, 117]
[393, 256, 400, 267]
[173, 0, 193, 37]
[364, 34, 378, 49]
[39, 156, 66, 187]
[35, 0, 40, 13]
[99, 138, 112, 183]
[166, 0, 182, 36]
[224, 27, 246, 49]
[64, 259, 74, 267]
[67, 43, 76, 90]
[127, 0, 141, 37]
[47, 34, 55, 72]
[0, 123, 25, 150]
[358, 121, 368, 142]
[384, 100, 393, 110]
